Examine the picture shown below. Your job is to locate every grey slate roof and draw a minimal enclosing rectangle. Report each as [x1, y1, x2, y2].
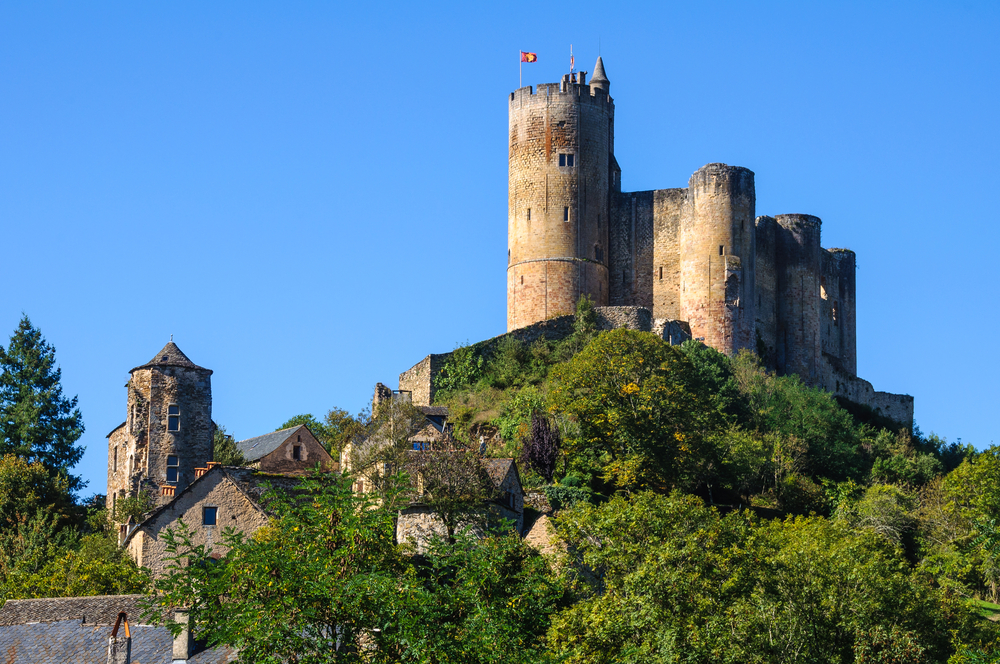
[131, 341, 212, 374]
[236, 425, 305, 462]
[0, 594, 148, 626]
[484, 458, 516, 488]
[591, 55, 609, 84]
[0, 595, 236, 663]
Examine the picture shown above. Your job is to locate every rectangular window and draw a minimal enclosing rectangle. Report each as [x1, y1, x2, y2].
[567, 154, 574, 167]
[526, 208, 531, 221]
[559, 154, 566, 166]
[719, 245, 724, 256]
[166, 455, 179, 483]
[563, 207, 569, 221]
[659, 266, 663, 280]
[292, 445, 301, 460]
[203, 506, 217, 526]
[167, 404, 180, 432]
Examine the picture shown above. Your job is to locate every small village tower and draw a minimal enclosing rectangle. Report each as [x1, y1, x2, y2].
[106, 342, 214, 512]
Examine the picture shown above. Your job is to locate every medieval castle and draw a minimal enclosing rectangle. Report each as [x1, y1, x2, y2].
[397, 56, 911, 425]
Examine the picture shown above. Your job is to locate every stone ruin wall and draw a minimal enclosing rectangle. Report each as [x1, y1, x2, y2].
[652, 188, 686, 321]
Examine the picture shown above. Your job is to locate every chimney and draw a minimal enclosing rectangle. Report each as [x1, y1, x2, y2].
[106, 612, 131, 664]
[194, 467, 208, 478]
[160, 485, 175, 497]
[172, 609, 193, 662]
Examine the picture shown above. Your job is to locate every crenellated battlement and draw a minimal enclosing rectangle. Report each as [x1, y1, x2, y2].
[509, 82, 613, 107]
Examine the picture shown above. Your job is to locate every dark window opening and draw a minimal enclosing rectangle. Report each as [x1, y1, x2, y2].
[659, 266, 663, 280]
[527, 208, 531, 220]
[166, 455, 179, 483]
[622, 271, 627, 285]
[167, 404, 179, 432]
[563, 207, 569, 221]
[719, 245, 724, 256]
[413, 441, 430, 451]
[203, 507, 217, 526]
[567, 154, 574, 167]
[558, 153, 575, 167]
[293, 445, 301, 460]
[168, 405, 179, 415]
[559, 154, 566, 166]
[520, 275, 523, 285]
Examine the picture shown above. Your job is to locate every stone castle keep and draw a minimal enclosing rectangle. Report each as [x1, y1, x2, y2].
[403, 56, 913, 424]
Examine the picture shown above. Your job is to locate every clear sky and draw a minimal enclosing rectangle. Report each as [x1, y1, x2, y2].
[2, 1, 998, 498]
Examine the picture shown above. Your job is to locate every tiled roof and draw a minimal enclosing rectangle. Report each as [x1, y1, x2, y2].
[131, 341, 211, 373]
[0, 594, 148, 626]
[236, 425, 303, 462]
[418, 406, 449, 417]
[0, 595, 236, 663]
[0, 620, 236, 663]
[484, 458, 515, 487]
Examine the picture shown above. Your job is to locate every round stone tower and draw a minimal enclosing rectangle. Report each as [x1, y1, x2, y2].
[775, 214, 822, 383]
[679, 163, 757, 355]
[507, 57, 614, 331]
[106, 342, 213, 511]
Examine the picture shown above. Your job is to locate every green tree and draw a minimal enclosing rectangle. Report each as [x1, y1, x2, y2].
[212, 424, 245, 466]
[548, 329, 722, 491]
[0, 316, 84, 490]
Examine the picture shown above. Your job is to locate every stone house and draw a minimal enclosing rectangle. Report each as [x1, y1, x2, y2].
[235, 424, 334, 473]
[123, 465, 299, 578]
[395, 456, 525, 552]
[0, 594, 234, 663]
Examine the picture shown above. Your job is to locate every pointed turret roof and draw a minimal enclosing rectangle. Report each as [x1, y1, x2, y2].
[591, 56, 609, 85]
[130, 341, 211, 374]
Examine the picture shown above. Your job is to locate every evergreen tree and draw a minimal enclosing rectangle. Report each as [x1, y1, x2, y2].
[0, 316, 84, 491]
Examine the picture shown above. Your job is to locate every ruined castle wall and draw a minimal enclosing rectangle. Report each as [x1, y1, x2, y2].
[507, 81, 613, 330]
[754, 215, 778, 369]
[609, 190, 654, 307]
[775, 214, 822, 384]
[399, 353, 453, 407]
[680, 164, 756, 354]
[652, 188, 686, 320]
[820, 251, 842, 370]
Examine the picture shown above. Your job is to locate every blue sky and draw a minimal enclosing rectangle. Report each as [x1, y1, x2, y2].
[1, 1, 998, 496]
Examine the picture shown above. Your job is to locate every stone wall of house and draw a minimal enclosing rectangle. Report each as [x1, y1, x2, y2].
[257, 427, 333, 475]
[127, 469, 268, 577]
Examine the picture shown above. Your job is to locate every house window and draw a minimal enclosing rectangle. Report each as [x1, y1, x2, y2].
[558, 153, 575, 167]
[166, 455, 179, 483]
[564, 207, 569, 221]
[203, 506, 217, 526]
[293, 445, 301, 460]
[167, 404, 180, 432]
[413, 441, 430, 451]
[559, 154, 565, 166]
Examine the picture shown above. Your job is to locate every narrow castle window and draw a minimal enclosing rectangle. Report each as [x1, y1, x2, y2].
[167, 404, 180, 432]
[203, 506, 217, 526]
[564, 207, 569, 221]
[527, 208, 531, 220]
[719, 245, 724, 256]
[520, 275, 523, 285]
[659, 266, 663, 280]
[113, 447, 117, 472]
[293, 445, 302, 461]
[166, 455, 179, 483]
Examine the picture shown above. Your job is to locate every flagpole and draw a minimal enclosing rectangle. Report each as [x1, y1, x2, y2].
[519, 50, 522, 88]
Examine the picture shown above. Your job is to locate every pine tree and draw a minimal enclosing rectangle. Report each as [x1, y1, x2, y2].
[0, 316, 84, 491]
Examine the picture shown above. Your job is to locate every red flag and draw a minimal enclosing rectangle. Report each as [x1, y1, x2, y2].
[520, 51, 537, 63]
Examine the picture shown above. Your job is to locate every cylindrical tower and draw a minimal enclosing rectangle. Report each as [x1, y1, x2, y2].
[831, 249, 857, 375]
[507, 59, 614, 331]
[679, 163, 756, 355]
[775, 214, 822, 384]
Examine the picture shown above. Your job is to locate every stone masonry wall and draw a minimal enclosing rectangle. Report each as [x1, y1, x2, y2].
[128, 469, 268, 577]
[609, 190, 654, 308]
[257, 427, 333, 475]
[775, 214, 823, 385]
[680, 164, 756, 354]
[754, 215, 778, 369]
[507, 80, 614, 330]
[652, 188, 686, 320]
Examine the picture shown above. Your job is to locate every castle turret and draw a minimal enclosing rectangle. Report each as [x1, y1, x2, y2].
[590, 56, 609, 94]
[106, 342, 213, 512]
[507, 57, 615, 331]
[775, 214, 822, 383]
[679, 164, 757, 354]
